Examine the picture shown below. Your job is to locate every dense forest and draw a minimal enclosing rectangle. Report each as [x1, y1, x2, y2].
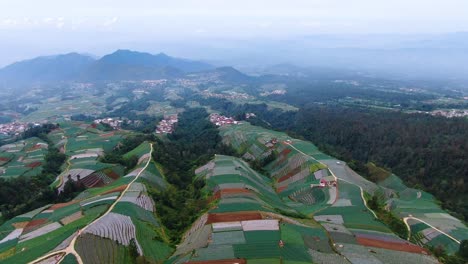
[197, 97, 468, 221]
[150, 107, 237, 242]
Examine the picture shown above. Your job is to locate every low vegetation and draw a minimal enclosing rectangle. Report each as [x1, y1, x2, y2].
[366, 192, 408, 239]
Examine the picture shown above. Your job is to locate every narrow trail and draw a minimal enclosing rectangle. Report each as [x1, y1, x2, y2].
[287, 141, 461, 246]
[54, 128, 71, 189]
[30, 143, 154, 264]
[403, 216, 460, 244]
[284, 141, 378, 218]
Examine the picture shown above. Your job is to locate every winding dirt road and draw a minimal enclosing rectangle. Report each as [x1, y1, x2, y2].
[29, 143, 154, 264]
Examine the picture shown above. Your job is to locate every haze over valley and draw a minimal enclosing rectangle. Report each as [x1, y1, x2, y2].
[0, 1, 467, 264]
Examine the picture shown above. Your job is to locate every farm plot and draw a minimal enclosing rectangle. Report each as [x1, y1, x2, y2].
[20, 96, 106, 123]
[83, 212, 142, 253]
[380, 174, 468, 253]
[133, 218, 174, 261]
[202, 155, 298, 215]
[2, 212, 99, 264]
[123, 142, 151, 160]
[0, 137, 48, 178]
[336, 243, 437, 264]
[175, 155, 331, 263]
[0, 217, 31, 242]
[64, 128, 123, 154]
[321, 160, 379, 194]
[80, 192, 119, 210]
[120, 191, 155, 212]
[112, 202, 159, 226]
[315, 181, 390, 233]
[75, 233, 133, 264]
[137, 161, 167, 189]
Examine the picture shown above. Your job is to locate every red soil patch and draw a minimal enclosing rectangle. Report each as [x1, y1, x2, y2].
[105, 170, 120, 180]
[100, 132, 115, 138]
[0, 157, 10, 161]
[90, 123, 97, 128]
[277, 186, 287, 193]
[26, 161, 42, 168]
[12, 221, 29, 229]
[208, 191, 221, 203]
[23, 218, 48, 233]
[27, 144, 42, 152]
[49, 200, 80, 210]
[207, 212, 263, 224]
[101, 185, 127, 195]
[185, 260, 246, 264]
[278, 166, 301, 183]
[280, 148, 292, 156]
[220, 188, 252, 195]
[356, 237, 430, 254]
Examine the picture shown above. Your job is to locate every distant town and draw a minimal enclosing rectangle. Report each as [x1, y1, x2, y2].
[156, 114, 178, 134]
[209, 113, 240, 126]
[0, 122, 39, 136]
[93, 118, 124, 130]
[430, 109, 468, 118]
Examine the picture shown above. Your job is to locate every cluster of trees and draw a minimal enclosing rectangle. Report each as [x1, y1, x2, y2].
[100, 134, 154, 173]
[0, 146, 66, 221]
[267, 79, 468, 111]
[149, 107, 236, 242]
[22, 123, 58, 141]
[366, 192, 408, 239]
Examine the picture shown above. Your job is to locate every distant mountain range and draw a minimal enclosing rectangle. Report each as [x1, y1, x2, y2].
[0, 50, 215, 83]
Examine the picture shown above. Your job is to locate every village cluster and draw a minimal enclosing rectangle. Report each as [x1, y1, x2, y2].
[201, 90, 252, 100]
[155, 114, 178, 134]
[0, 122, 33, 136]
[93, 118, 123, 129]
[209, 113, 240, 127]
[259, 89, 287, 96]
[431, 109, 468, 118]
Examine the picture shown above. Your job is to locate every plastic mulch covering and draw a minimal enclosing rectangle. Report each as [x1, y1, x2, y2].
[212, 231, 246, 245]
[244, 230, 281, 244]
[308, 250, 351, 264]
[174, 225, 211, 256]
[193, 244, 235, 260]
[329, 231, 358, 244]
[337, 243, 438, 264]
[212, 222, 242, 232]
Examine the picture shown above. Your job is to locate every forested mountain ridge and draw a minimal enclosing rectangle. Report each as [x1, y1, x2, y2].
[0, 50, 214, 84]
[0, 53, 95, 83]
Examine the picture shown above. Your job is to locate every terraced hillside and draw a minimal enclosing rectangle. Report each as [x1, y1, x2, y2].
[218, 122, 468, 259]
[171, 155, 437, 264]
[0, 118, 465, 263]
[48, 122, 126, 190]
[0, 141, 172, 263]
[0, 137, 48, 178]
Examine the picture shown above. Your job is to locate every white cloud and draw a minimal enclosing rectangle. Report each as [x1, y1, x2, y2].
[1, 19, 18, 26]
[56, 17, 65, 28]
[102, 17, 119, 27]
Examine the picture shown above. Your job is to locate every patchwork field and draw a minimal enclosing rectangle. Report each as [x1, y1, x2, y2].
[0, 137, 48, 178]
[0, 139, 173, 263]
[216, 122, 460, 261]
[170, 154, 437, 263]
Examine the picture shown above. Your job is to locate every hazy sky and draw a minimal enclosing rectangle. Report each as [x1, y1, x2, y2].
[0, 0, 467, 65]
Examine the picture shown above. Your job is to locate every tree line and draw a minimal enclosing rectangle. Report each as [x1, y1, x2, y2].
[196, 97, 468, 222]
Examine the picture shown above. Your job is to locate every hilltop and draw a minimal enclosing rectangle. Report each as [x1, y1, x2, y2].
[0, 50, 214, 84]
